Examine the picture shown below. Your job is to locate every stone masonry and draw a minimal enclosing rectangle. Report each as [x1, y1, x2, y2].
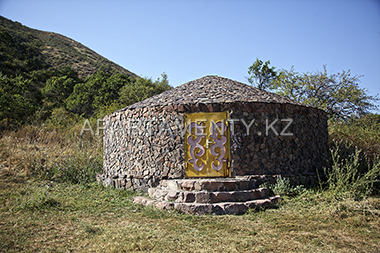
[133, 177, 281, 215]
[98, 76, 329, 191]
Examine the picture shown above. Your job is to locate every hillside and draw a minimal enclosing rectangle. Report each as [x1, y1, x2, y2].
[0, 16, 171, 129]
[0, 16, 138, 79]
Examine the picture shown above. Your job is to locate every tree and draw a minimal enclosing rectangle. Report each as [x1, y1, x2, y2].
[271, 65, 379, 120]
[118, 73, 172, 106]
[42, 76, 78, 105]
[93, 73, 134, 109]
[66, 70, 110, 117]
[66, 70, 172, 118]
[247, 58, 278, 90]
[0, 74, 38, 129]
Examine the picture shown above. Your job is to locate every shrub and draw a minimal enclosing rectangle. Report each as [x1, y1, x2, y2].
[329, 114, 380, 160]
[324, 141, 380, 198]
[268, 176, 306, 196]
[47, 156, 102, 185]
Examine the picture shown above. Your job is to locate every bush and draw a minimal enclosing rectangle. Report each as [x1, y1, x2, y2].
[267, 176, 306, 197]
[0, 74, 39, 129]
[324, 141, 380, 198]
[46, 156, 102, 185]
[329, 114, 380, 160]
[46, 107, 82, 128]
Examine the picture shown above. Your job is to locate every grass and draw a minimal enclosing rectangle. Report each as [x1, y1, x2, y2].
[0, 173, 379, 252]
[0, 122, 102, 182]
[0, 119, 379, 252]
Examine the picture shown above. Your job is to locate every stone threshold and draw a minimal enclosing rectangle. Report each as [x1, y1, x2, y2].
[159, 177, 257, 192]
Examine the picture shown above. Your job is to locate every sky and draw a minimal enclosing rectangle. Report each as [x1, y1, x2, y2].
[1, 0, 380, 109]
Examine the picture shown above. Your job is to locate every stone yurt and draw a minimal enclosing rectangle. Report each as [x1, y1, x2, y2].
[98, 75, 329, 195]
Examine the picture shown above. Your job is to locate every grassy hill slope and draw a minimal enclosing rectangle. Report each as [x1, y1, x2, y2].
[0, 16, 138, 79]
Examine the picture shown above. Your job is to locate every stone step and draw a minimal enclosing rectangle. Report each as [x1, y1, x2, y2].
[133, 196, 281, 215]
[148, 187, 269, 204]
[158, 177, 257, 192]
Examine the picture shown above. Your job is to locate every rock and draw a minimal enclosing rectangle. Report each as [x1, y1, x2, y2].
[219, 203, 248, 215]
[132, 178, 281, 215]
[181, 180, 195, 191]
[212, 192, 233, 203]
[198, 181, 223, 191]
[148, 188, 155, 198]
[183, 192, 195, 203]
[174, 203, 214, 215]
[164, 180, 179, 191]
[195, 192, 211, 204]
[153, 189, 167, 201]
[153, 201, 174, 210]
[133, 196, 151, 205]
[165, 191, 179, 201]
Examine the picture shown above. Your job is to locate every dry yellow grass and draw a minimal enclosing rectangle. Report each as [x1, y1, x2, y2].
[0, 124, 101, 179]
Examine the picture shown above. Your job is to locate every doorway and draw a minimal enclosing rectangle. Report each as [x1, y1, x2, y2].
[184, 112, 231, 178]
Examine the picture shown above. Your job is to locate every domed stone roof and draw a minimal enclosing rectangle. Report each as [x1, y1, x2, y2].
[125, 75, 303, 110]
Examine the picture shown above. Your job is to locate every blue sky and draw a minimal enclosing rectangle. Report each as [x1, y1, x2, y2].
[1, 0, 379, 109]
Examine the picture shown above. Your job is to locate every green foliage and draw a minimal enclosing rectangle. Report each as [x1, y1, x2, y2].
[329, 114, 380, 160]
[118, 73, 171, 107]
[66, 82, 94, 117]
[271, 65, 379, 120]
[327, 116, 380, 197]
[42, 76, 78, 105]
[66, 70, 109, 116]
[93, 72, 135, 109]
[324, 141, 380, 198]
[95, 101, 125, 119]
[67, 71, 171, 118]
[1, 16, 173, 127]
[66, 71, 135, 117]
[0, 65, 171, 129]
[348, 113, 380, 132]
[1, 16, 138, 79]
[0, 29, 45, 77]
[46, 156, 102, 185]
[247, 58, 278, 90]
[0, 74, 39, 129]
[46, 107, 82, 128]
[268, 177, 306, 196]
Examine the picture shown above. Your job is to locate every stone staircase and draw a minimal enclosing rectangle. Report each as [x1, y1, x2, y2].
[133, 177, 280, 215]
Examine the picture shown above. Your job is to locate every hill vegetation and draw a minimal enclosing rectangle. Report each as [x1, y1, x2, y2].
[0, 16, 138, 79]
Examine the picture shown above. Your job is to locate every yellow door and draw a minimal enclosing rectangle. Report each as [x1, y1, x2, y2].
[185, 112, 231, 178]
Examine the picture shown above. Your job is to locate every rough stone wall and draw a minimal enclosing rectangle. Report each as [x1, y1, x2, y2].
[228, 102, 328, 183]
[99, 102, 328, 191]
[100, 105, 185, 191]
